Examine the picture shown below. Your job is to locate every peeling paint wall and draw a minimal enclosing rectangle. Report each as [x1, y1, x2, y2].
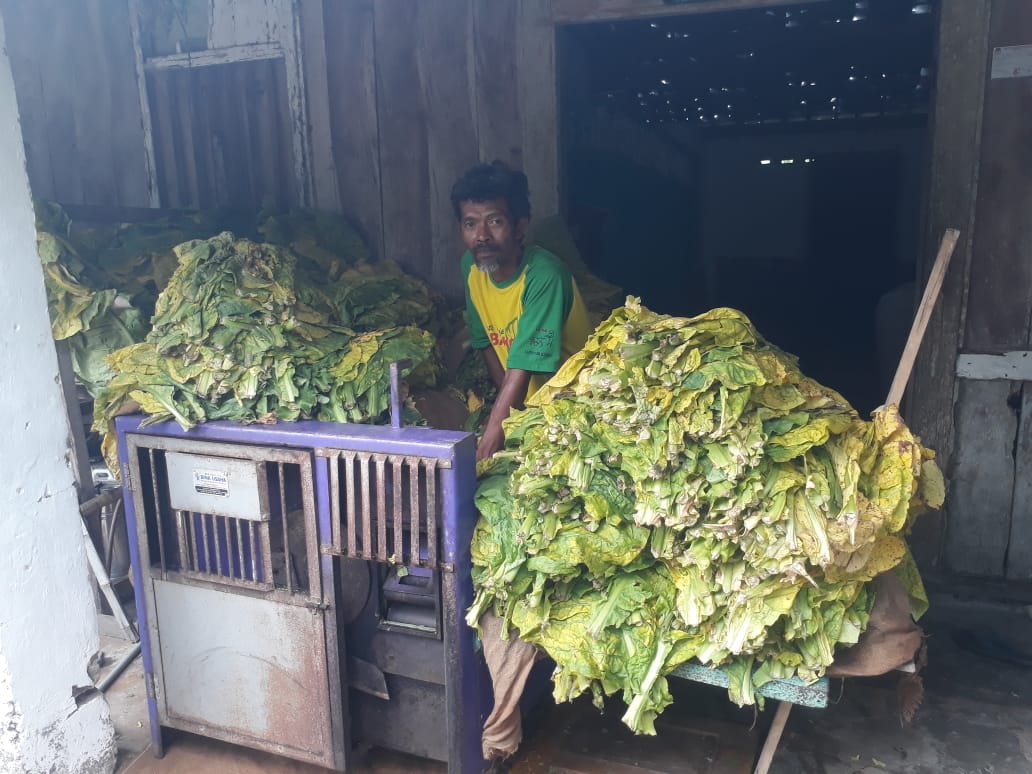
[0, 9, 116, 774]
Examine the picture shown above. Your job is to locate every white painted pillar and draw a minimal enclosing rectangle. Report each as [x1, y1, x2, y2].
[0, 10, 117, 774]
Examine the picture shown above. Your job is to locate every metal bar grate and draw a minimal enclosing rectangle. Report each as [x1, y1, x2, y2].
[127, 438, 317, 596]
[319, 449, 444, 569]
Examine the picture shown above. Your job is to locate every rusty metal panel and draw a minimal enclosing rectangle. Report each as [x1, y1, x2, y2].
[152, 579, 338, 767]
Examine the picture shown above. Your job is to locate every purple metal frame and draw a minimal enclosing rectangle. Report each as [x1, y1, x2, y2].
[116, 414, 483, 773]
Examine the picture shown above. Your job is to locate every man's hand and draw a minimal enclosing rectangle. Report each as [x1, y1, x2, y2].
[477, 419, 505, 461]
[477, 367, 533, 462]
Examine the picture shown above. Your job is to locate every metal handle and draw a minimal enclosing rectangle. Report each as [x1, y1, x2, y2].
[389, 359, 413, 429]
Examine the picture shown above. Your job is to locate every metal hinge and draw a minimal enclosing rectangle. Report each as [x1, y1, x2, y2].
[306, 599, 331, 614]
[440, 562, 455, 574]
[123, 469, 134, 493]
[145, 673, 157, 700]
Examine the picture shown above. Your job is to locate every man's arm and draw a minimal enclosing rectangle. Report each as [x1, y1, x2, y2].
[477, 367, 532, 461]
[480, 346, 505, 392]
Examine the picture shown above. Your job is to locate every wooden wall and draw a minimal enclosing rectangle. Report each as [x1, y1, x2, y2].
[939, 0, 1032, 581]
[1, 0, 151, 208]
[316, 0, 558, 297]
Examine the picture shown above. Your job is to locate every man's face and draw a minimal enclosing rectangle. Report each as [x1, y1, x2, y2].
[459, 199, 527, 279]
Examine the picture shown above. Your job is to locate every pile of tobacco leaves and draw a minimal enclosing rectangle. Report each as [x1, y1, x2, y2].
[92, 232, 442, 471]
[468, 297, 943, 735]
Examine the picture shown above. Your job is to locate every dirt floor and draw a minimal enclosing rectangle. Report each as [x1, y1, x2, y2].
[102, 590, 1032, 774]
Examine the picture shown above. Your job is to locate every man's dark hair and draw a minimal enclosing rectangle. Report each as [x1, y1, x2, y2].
[450, 161, 531, 223]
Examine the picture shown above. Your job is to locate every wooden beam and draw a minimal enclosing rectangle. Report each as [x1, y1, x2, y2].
[551, 0, 828, 25]
[957, 351, 1032, 381]
[416, 0, 480, 297]
[906, 0, 993, 570]
[297, 0, 341, 212]
[54, 341, 94, 500]
[517, 0, 560, 217]
[373, 0, 432, 276]
[143, 43, 283, 71]
[944, 379, 1015, 578]
[1007, 385, 1032, 580]
[323, 0, 384, 258]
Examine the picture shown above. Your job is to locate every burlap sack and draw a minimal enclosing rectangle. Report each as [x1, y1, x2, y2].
[828, 572, 924, 677]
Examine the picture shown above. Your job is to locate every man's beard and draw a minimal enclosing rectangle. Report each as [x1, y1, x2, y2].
[474, 258, 500, 275]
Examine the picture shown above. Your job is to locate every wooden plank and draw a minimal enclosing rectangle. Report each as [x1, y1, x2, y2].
[235, 60, 263, 209]
[991, 44, 1032, 80]
[128, 0, 161, 206]
[957, 351, 1032, 381]
[297, 0, 341, 211]
[1007, 385, 1032, 580]
[276, 0, 312, 206]
[323, 0, 384, 258]
[147, 70, 182, 207]
[964, 1, 1032, 353]
[886, 229, 959, 407]
[189, 64, 218, 209]
[208, 0, 279, 47]
[417, 0, 480, 297]
[2, 2, 57, 201]
[953, 0, 1032, 582]
[517, 0, 560, 218]
[103, 0, 154, 207]
[551, 0, 827, 25]
[5, 0, 149, 207]
[906, 0, 993, 569]
[473, 2, 522, 169]
[73, 4, 121, 206]
[175, 69, 202, 208]
[944, 378, 1017, 578]
[268, 57, 298, 210]
[54, 341, 94, 500]
[36, 0, 85, 205]
[144, 43, 283, 71]
[373, 0, 431, 274]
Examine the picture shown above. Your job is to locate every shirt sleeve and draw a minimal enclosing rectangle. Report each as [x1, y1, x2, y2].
[506, 255, 572, 373]
[461, 251, 490, 350]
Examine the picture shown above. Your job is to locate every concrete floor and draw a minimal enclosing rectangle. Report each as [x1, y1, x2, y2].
[100, 592, 1032, 774]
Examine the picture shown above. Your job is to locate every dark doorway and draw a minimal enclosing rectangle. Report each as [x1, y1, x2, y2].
[558, 0, 938, 415]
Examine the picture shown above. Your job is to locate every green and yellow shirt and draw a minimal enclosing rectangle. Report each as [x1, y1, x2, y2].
[462, 246, 592, 398]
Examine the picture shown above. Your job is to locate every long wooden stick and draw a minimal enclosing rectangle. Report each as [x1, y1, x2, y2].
[753, 701, 793, 774]
[886, 229, 961, 407]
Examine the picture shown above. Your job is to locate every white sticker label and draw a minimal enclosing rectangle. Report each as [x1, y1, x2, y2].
[193, 468, 230, 497]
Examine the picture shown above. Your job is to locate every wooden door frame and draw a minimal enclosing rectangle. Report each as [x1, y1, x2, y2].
[541, 0, 990, 571]
[551, 0, 826, 25]
[908, 0, 991, 570]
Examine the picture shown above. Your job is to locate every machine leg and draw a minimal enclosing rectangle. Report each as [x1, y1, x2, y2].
[753, 701, 793, 774]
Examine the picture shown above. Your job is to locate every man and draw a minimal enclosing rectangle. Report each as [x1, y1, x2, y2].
[451, 161, 592, 461]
